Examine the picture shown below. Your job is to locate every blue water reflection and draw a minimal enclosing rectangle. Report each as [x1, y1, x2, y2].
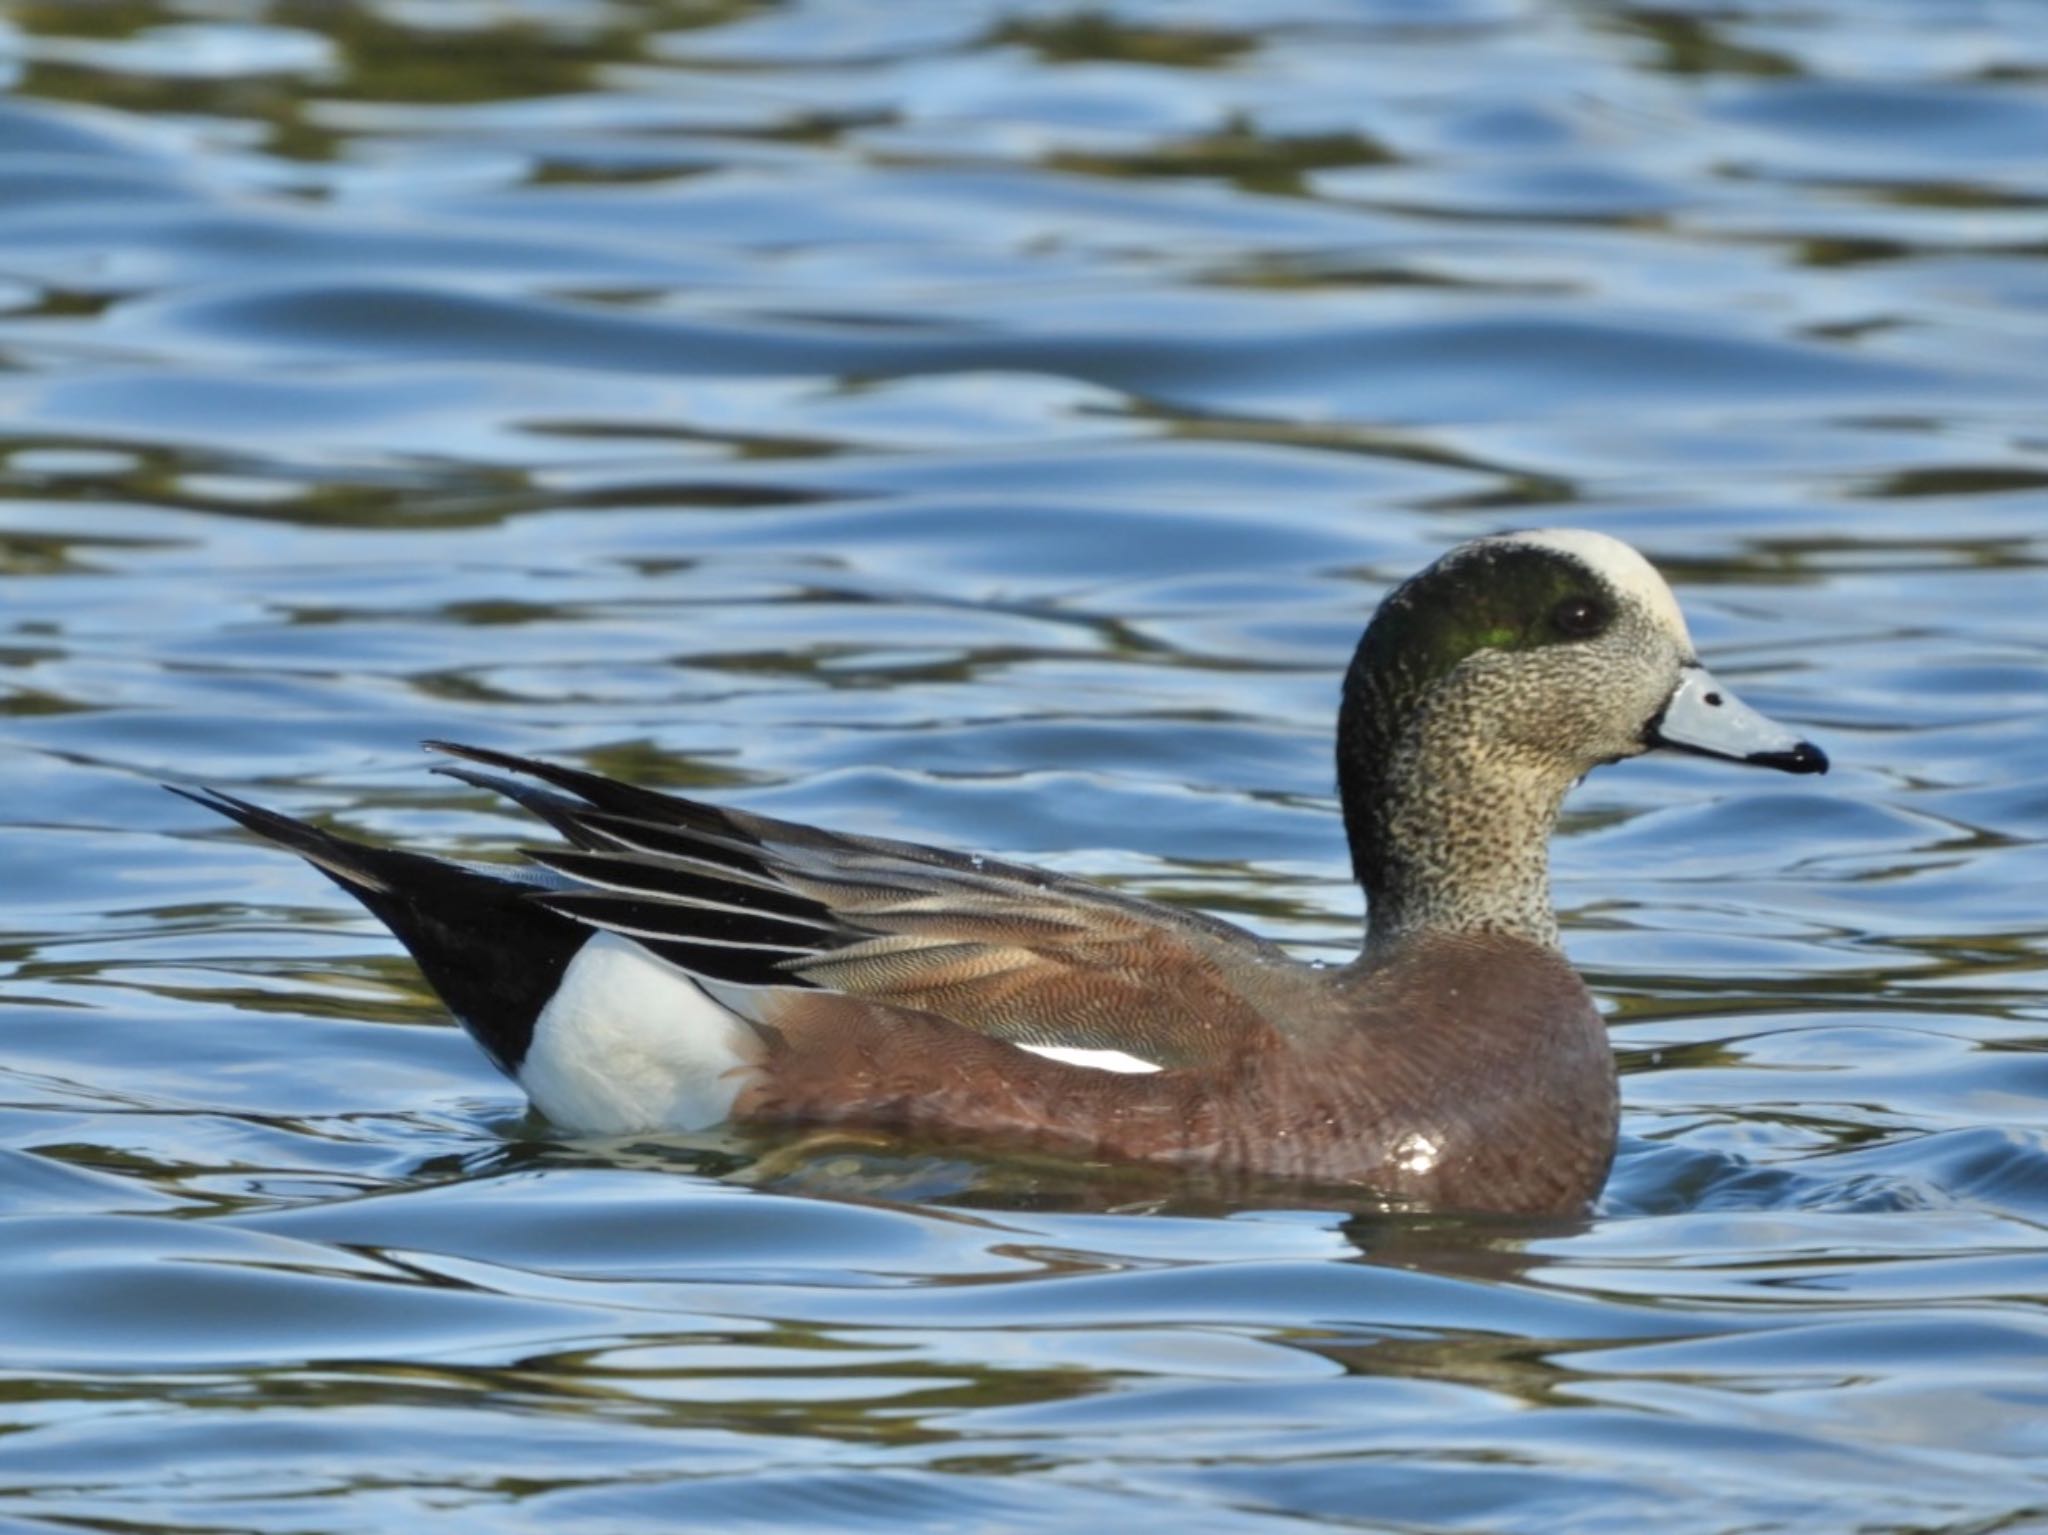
[2, 1, 2046, 1531]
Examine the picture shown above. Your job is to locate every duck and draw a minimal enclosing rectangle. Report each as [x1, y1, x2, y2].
[173, 529, 1826, 1216]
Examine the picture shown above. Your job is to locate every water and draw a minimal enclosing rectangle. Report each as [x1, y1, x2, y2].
[2, 1, 2046, 1530]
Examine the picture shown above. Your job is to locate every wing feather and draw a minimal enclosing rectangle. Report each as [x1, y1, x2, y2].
[431, 742, 1290, 1067]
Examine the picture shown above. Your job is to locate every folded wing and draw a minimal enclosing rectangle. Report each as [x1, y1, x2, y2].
[428, 741, 1289, 1069]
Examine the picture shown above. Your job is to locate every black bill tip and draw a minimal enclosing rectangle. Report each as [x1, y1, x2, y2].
[1749, 740, 1829, 775]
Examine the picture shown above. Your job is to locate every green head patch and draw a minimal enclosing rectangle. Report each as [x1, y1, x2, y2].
[1351, 541, 1615, 698]
[1336, 540, 1617, 880]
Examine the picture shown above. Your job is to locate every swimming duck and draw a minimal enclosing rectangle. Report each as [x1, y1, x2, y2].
[174, 529, 1825, 1215]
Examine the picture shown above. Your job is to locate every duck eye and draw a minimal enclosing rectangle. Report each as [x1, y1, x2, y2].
[1551, 595, 1609, 640]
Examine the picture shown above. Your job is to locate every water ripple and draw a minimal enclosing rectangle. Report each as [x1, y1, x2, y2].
[2, 1, 2046, 1530]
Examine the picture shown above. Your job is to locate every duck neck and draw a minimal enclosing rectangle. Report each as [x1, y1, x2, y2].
[1339, 676, 1571, 960]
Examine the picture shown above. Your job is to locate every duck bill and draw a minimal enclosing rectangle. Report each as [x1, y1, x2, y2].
[1648, 665, 1828, 774]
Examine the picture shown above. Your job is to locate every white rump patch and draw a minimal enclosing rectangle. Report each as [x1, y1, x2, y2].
[521, 932, 764, 1134]
[1017, 1043, 1164, 1075]
[1489, 528, 1692, 647]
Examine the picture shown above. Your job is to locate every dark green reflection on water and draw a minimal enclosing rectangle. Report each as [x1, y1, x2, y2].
[2, 0, 2047, 1531]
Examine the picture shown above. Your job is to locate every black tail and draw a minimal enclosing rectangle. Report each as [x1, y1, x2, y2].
[169, 786, 583, 1077]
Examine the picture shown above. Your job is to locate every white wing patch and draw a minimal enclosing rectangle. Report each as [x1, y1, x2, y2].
[522, 932, 764, 1133]
[1494, 528, 1693, 647]
[1016, 1043, 1164, 1074]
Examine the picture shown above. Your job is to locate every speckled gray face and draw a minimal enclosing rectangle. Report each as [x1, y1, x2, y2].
[1340, 535, 1668, 786]
[1336, 530, 1828, 947]
[1349, 529, 1825, 780]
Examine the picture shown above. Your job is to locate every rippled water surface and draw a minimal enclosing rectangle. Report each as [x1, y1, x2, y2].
[3, 2, 2047, 1530]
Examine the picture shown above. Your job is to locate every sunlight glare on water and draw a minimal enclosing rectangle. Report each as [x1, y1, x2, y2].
[1, 1, 2046, 1531]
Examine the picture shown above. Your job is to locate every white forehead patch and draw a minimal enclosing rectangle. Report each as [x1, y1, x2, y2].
[1483, 528, 1693, 646]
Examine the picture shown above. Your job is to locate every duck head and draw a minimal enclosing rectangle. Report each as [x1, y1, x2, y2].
[1338, 528, 1826, 953]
